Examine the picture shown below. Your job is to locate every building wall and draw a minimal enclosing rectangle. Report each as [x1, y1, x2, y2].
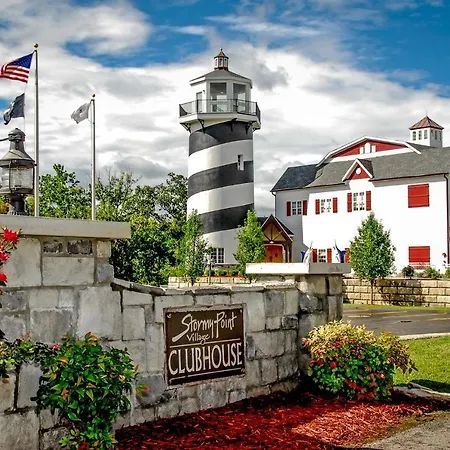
[275, 175, 448, 271]
[0, 220, 344, 450]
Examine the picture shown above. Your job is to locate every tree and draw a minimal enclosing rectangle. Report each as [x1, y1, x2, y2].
[176, 210, 208, 286]
[27, 164, 90, 218]
[234, 210, 266, 280]
[349, 213, 395, 304]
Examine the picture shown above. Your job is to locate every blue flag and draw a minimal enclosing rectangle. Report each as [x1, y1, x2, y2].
[3, 93, 25, 125]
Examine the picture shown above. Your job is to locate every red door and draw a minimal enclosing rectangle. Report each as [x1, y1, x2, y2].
[264, 245, 283, 263]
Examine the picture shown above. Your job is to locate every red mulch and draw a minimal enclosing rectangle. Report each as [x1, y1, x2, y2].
[116, 390, 444, 449]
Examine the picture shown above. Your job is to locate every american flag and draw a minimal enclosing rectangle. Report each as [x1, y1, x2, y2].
[0, 53, 33, 83]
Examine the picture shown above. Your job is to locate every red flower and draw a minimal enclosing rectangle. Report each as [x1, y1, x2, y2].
[0, 272, 7, 283]
[0, 252, 9, 262]
[52, 344, 61, 349]
[2, 229, 19, 244]
[316, 358, 324, 366]
[329, 361, 337, 369]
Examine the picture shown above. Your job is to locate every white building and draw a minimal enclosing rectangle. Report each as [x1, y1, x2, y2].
[179, 50, 261, 264]
[271, 116, 449, 272]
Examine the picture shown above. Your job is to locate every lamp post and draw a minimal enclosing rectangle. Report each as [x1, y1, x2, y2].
[0, 129, 35, 215]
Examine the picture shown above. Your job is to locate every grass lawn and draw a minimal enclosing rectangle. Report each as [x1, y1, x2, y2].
[394, 337, 450, 393]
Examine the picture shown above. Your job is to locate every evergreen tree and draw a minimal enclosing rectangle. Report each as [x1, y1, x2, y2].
[176, 210, 208, 286]
[234, 210, 266, 280]
[349, 213, 395, 303]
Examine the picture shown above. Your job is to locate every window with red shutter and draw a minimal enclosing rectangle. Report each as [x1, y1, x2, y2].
[332, 197, 338, 213]
[347, 193, 352, 212]
[315, 199, 320, 214]
[327, 248, 332, 263]
[408, 246, 430, 269]
[312, 249, 318, 263]
[303, 200, 308, 215]
[408, 184, 429, 208]
[286, 201, 291, 216]
[366, 191, 372, 211]
[345, 248, 349, 263]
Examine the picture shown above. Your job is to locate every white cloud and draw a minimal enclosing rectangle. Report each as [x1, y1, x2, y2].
[0, 0, 448, 220]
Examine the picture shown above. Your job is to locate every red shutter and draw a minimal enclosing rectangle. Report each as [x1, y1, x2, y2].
[312, 249, 318, 263]
[408, 184, 429, 208]
[286, 201, 291, 216]
[409, 246, 430, 268]
[347, 193, 352, 212]
[366, 191, 372, 211]
[327, 248, 332, 263]
[302, 200, 308, 215]
[345, 248, 349, 263]
[332, 197, 338, 213]
[315, 199, 320, 214]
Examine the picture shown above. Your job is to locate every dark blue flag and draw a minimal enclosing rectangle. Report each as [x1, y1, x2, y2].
[3, 93, 25, 125]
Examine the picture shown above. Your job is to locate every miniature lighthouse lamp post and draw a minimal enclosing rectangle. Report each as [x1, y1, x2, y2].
[0, 128, 35, 215]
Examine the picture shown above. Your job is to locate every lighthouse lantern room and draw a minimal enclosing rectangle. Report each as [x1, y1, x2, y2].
[179, 50, 261, 265]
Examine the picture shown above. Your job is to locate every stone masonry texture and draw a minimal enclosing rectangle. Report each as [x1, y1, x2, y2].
[0, 235, 345, 450]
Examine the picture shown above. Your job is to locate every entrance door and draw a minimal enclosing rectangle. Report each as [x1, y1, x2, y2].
[264, 245, 283, 263]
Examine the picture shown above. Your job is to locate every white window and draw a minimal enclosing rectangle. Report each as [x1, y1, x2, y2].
[424, 129, 428, 139]
[237, 154, 244, 171]
[320, 198, 332, 214]
[318, 249, 327, 263]
[353, 192, 365, 211]
[292, 201, 302, 215]
[418, 130, 422, 139]
[412, 131, 416, 141]
[212, 248, 224, 264]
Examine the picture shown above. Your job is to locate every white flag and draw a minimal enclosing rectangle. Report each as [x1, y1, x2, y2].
[71, 102, 90, 124]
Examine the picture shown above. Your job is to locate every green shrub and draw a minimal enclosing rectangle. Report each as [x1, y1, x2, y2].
[35, 333, 141, 450]
[206, 269, 216, 276]
[401, 265, 415, 278]
[424, 266, 441, 279]
[217, 269, 228, 276]
[302, 321, 416, 401]
[443, 268, 450, 279]
[229, 269, 239, 276]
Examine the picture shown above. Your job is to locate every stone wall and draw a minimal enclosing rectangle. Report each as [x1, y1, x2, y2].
[343, 277, 450, 307]
[0, 217, 346, 450]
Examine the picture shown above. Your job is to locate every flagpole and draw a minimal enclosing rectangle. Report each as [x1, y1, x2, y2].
[33, 43, 39, 217]
[91, 94, 96, 220]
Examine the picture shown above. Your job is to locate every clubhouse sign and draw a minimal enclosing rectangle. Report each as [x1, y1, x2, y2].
[165, 307, 245, 385]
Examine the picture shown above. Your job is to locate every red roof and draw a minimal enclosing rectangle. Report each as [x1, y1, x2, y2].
[409, 116, 444, 130]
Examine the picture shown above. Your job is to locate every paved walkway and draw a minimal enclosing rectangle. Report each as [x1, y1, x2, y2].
[365, 412, 450, 449]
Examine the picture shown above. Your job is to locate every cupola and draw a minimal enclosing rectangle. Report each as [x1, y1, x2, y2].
[409, 116, 444, 147]
[214, 49, 229, 71]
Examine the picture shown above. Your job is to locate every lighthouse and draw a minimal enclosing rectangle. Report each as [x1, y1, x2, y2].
[179, 50, 261, 265]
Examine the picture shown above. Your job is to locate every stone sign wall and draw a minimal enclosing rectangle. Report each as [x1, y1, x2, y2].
[0, 217, 347, 450]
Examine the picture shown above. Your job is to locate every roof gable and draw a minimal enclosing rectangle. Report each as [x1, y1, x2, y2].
[317, 137, 418, 166]
[260, 214, 293, 242]
[342, 159, 373, 181]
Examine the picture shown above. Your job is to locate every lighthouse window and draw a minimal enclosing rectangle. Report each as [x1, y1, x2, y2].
[237, 155, 244, 171]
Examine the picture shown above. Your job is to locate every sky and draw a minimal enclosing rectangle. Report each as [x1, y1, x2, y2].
[0, 0, 449, 216]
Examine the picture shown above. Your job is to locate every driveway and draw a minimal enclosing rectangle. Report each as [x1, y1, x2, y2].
[343, 304, 450, 336]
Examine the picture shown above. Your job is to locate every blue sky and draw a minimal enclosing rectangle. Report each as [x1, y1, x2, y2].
[0, 0, 449, 214]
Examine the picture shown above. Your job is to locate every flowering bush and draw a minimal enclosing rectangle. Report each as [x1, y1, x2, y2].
[302, 321, 416, 401]
[35, 332, 142, 450]
[0, 227, 20, 288]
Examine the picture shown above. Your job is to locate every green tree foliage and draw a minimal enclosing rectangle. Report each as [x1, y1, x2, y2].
[349, 213, 395, 303]
[32, 165, 188, 286]
[176, 210, 208, 286]
[27, 164, 90, 218]
[234, 210, 266, 279]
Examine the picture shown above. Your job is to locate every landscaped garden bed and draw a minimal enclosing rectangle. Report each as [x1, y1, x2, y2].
[116, 390, 446, 449]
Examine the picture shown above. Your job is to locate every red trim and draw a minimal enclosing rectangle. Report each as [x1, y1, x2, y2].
[303, 200, 308, 215]
[332, 197, 338, 213]
[327, 248, 332, 263]
[331, 140, 405, 159]
[312, 249, 318, 263]
[347, 193, 352, 212]
[366, 191, 372, 211]
[408, 184, 429, 208]
[286, 201, 291, 216]
[347, 164, 371, 181]
[315, 199, 320, 214]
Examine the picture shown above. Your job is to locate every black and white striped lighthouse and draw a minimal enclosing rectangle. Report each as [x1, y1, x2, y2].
[179, 50, 261, 265]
